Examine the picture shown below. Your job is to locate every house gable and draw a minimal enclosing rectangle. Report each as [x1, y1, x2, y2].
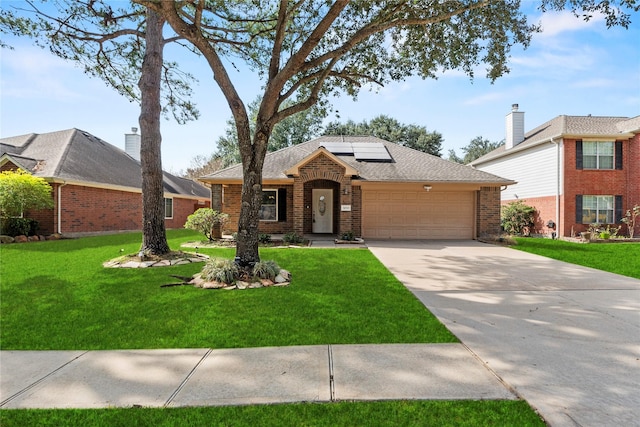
[284, 147, 358, 178]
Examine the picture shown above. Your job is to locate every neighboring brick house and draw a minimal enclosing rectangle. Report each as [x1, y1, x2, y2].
[470, 105, 640, 238]
[200, 136, 514, 240]
[0, 129, 210, 236]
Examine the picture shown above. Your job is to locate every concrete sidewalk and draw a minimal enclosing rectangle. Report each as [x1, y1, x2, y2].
[0, 344, 515, 409]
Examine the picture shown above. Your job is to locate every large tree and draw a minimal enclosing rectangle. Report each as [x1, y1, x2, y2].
[0, 1, 198, 255]
[324, 115, 443, 156]
[142, 1, 638, 265]
[449, 136, 503, 164]
[214, 97, 326, 168]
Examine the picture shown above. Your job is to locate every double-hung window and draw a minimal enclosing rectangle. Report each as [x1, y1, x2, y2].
[164, 198, 173, 219]
[581, 195, 614, 224]
[582, 141, 614, 169]
[259, 190, 277, 221]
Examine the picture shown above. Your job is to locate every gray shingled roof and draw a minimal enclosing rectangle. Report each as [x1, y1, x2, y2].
[0, 129, 210, 198]
[471, 115, 638, 166]
[202, 135, 513, 184]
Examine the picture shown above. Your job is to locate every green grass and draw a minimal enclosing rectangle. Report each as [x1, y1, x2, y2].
[513, 238, 640, 279]
[0, 400, 545, 426]
[0, 229, 456, 349]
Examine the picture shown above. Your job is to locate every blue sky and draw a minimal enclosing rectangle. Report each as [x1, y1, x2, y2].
[1, 3, 639, 173]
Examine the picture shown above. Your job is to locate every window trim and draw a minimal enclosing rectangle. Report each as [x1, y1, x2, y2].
[580, 195, 614, 224]
[582, 141, 614, 170]
[164, 197, 174, 219]
[259, 189, 278, 222]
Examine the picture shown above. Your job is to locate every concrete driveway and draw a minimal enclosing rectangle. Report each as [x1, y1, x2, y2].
[368, 240, 640, 427]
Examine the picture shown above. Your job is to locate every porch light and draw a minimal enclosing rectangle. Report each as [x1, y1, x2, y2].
[423, 185, 432, 191]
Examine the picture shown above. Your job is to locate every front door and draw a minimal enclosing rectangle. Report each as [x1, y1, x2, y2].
[312, 189, 333, 233]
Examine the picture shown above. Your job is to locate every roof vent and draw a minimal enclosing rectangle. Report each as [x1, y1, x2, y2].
[505, 104, 525, 150]
[125, 127, 141, 161]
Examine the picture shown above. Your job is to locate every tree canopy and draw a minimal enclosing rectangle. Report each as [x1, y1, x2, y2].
[448, 136, 503, 164]
[324, 115, 443, 156]
[0, 170, 54, 218]
[133, 0, 636, 266]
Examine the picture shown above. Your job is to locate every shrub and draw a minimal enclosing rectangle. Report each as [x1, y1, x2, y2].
[339, 230, 355, 241]
[258, 233, 272, 244]
[252, 260, 280, 280]
[201, 258, 239, 284]
[501, 201, 535, 236]
[1, 217, 39, 237]
[184, 208, 229, 241]
[622, 204, 639, 238]
[283, 232, 304, 244]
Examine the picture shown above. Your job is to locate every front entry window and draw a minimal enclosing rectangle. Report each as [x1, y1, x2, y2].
[259, 190, 277, 221]
[581, 195, 614, 224]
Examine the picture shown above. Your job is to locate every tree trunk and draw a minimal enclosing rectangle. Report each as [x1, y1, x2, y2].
[139, 8, 169, 255]
[234, 130, 269, 267]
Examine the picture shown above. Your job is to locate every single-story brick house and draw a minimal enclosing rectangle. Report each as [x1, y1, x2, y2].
[200, 136, 514, 239]
[0, 128, 210, 236]
[470, 105, 640, 238]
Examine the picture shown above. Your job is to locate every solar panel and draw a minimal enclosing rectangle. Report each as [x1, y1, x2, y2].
[352, 142, 392, 162]
[320, 142, 353, 154]
[320, 141, 393, 162]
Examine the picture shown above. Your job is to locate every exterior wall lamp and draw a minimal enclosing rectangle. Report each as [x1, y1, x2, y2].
[423, 185, 432, 191]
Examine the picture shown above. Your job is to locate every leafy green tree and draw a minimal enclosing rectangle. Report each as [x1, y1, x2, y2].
[213, 97, 326, 168]
[1, 1, 199, 255]
[449, 136, 503, 164]
[0, 170, 54, 218]
[324, 115, 443, 156]
[138, 1, 637, 266]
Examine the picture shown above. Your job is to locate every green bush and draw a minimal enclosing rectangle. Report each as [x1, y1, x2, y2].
[283, 232, 304, 244]
[184, 208, 229, 241]
[258, 233, 272, 244]
[501, 201, 536, 236]
[339, 230, 355, 241]
[201, 258, 239, 284]
[1, 217, 39, 237]
[252, 260, 280, 280]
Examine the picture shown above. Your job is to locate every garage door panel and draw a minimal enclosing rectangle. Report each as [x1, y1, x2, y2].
[362, 190, 474, 239]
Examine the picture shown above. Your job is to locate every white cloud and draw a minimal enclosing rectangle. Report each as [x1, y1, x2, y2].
[570, 78, 616, 89]
[1, 47, 83, 100]
[534, 10, 605, 38]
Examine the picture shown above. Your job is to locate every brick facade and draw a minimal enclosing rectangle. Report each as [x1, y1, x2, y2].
[476, 186, 502, 237]
[563, 137, 638, 237]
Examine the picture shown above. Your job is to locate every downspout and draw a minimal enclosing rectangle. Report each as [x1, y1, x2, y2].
[549, 137, 560, 238]
[57, 181, 67, 234]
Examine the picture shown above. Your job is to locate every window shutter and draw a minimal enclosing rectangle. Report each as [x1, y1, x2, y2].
[615, 195, 623, 223]
[278, 188, 287, 222]
[576, 140, 583, 170]
[575, 195, 583, 223]
[615, 141, 623, 170]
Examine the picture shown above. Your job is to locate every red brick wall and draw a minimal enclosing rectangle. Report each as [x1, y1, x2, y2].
[476, 186, 502, 237]
[563, 138, 635, 236]
[502, 195, 558, 236]
[166, 198, 210, 230]
[222, 184, 294, 235]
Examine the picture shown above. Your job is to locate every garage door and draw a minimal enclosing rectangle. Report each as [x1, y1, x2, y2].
[362, 190, 475, 239]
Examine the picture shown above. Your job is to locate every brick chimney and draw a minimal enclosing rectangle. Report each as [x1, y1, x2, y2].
[505, 104, 525, 149]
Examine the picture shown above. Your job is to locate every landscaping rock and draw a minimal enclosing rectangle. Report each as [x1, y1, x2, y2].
[201, 281, 226, 289]
[249, 281, 264, 289]
[14, 235, 28, 243]
[0, 235, 14, 244]
[274, 281, 290, 287]
[236, 281, 250, 290]
[28, 235, 39, 242]
[275, 269, 291, 283]
[48, 233, 62, 240]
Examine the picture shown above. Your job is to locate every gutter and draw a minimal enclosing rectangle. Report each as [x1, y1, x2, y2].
[57, 181, 67, 234]
[549, 137, 560, 238]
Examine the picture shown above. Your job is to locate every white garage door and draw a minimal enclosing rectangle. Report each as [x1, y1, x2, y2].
[362, 189, 475, 239]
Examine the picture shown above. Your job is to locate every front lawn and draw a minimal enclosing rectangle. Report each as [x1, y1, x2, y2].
[0, 230, 456, 350]
[513, 238, 640, 279]
[0, 400, 545, 427]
